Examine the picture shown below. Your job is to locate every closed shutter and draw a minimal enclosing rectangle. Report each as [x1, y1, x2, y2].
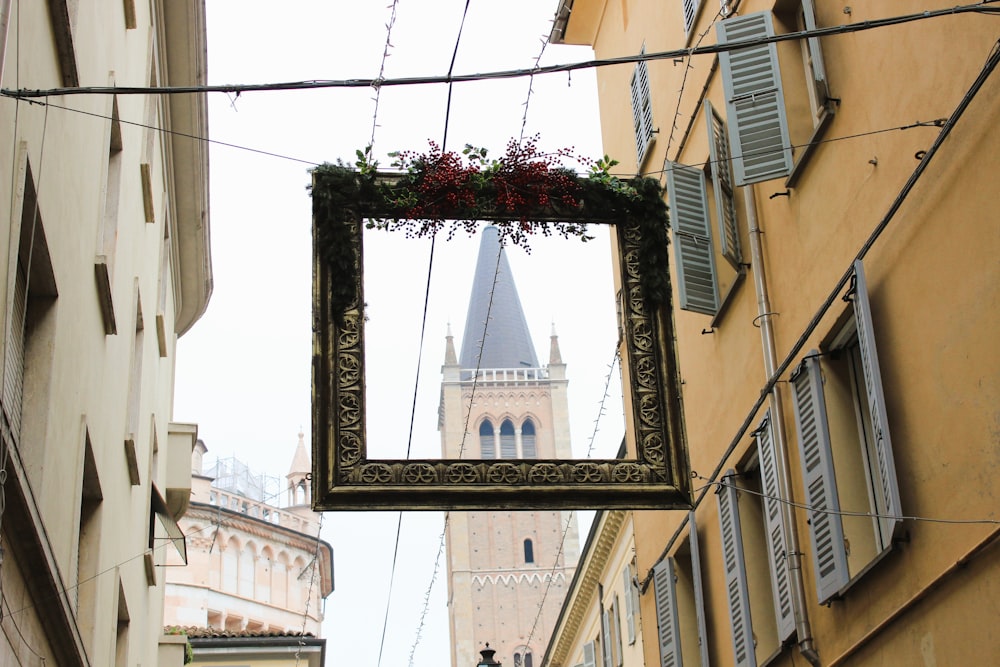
[704, 100, 742, 266]
[613, 595, 623, 666]
[602, 607, 613, 667]
[666, 162, 719, 315]
[652, 558, 682, 667]
[583, 641, 597, 667]
[623, 566, 636, 644]
[2, 260, 27, 436]
[801, 0, 829, 104]
[851, 260, 902, 548]
[717, 471, 755, 667]
[791, 354, 849, 603]
[687, 511, 710, 667]
[630, 51, 654, 165]
[754, 412, 795, 641]
[717, 12, 793, 184]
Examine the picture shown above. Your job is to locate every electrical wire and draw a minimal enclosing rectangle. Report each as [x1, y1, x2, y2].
[294, 513, 326, 667]
[4, 1, 997, 99]
[640, 38, 1000, 591]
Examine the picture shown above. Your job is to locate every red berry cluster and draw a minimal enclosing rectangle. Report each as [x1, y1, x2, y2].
[491, 135, 581, 220]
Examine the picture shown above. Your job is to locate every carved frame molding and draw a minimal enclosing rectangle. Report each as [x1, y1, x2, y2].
[312, 191, 691, 510]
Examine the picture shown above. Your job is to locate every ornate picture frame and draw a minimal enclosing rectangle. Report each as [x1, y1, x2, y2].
[311, 171, 691, 510]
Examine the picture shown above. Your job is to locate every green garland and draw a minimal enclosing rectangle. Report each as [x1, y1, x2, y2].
[309, 159, 671, 322]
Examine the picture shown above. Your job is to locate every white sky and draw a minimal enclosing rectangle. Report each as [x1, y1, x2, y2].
[172, 2, 626, 665]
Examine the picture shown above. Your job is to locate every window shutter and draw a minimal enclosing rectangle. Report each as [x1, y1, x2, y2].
[791, 354, 849, 603]
[681, 0, 700, 36]
[583, 641, 597, 667]
[652, 558, 682, 667]
[2, 260, 27, 435]
[613, 595, 624, 666]
[602, 607, 613, 667]
[704, 100, 742, 266]
[687, 511, 710, 667]
[630, 51, 654, 165]
[622, 567, 636, 644]
[717, 471, 755, 667]
[851, 260, 902, 548]
[801, 0, 829, 104]
[754, 412, 796, 641]
[717, 12, 793, 184]
[666, 162, 720, 315]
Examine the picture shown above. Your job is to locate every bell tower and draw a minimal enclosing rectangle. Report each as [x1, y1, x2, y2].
[441, 226, 580, 667]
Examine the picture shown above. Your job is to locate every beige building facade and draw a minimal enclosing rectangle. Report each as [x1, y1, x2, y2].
[442, 227, 581, 667]
[547, 1, 1000, 666]
[0, 0, 212, 665]
[164, 435, 334, 638]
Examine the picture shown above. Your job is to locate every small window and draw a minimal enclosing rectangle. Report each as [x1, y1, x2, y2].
[523, 538, 534, 564]
[499, 419, 517, 459]
[521, 418, 536, 457]
[479, 420, 496, 459]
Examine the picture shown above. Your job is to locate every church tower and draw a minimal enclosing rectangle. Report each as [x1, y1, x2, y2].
[441, 227, 580, 667]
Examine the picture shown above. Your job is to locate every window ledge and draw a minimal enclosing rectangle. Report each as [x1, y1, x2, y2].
[785, 107, 836, 189]
[709, 267, 747, 329]
[94, 258, 117, 335]
[832, 544, 896, 602]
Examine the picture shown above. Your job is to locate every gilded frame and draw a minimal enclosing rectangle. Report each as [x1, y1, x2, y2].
[312, 190, 691, 510]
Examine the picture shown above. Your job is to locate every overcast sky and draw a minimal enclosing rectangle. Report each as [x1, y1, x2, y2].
[172, 2, 624, 665]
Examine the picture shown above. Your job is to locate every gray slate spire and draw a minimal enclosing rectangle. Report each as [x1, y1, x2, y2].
[459, 226, 539, 370]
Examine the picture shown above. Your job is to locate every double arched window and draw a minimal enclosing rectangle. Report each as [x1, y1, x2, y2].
[478, 417, 539, 459]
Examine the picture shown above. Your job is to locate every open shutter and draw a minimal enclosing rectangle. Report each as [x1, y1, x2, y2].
[652, 558, 682, 667]
[583, 641, 597, 667]
[851, 260, 902, 548]
[687, 511, 710, 667]
[681, 0, 700, 36]
[630, 51, 654, 165]
[791, 354, 849, 603]
[613, 595, 624, 666]
[602, 607, 613, 667]
[801, 0, 829, 105]
[754, 412, 796, 641]
[717, 12, 793, 184]
[666, 162, 719, 315]
[623, 567, 636, 643]
[717, 472, 755, 667]
[704, 100, 742, 266]
[2, 260, 27, 435]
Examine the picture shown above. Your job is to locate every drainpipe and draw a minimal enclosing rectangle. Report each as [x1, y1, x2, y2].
[744, 185, 820, 666]
[0, 0, 11, 85]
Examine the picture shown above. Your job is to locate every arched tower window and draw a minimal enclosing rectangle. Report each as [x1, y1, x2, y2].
[521, 418, 536, 457]
[479, 420, 496, 459]
[499, 419, 517, 459]
[514, 647, 533, 667]
[523, 538, 534, 563]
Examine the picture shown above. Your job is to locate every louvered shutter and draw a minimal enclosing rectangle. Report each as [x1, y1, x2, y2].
[630, 51, 654, 165]
[704, 100, 742, 266]
[613, 595, 624, 666]
[681, 0, 700, 36]
[2, 260, 27, 436]
[623, 567, 636, 643]
[717, 12, 793, 184]
[687, 511, 710, 667]
[583, 641, 597, 667]
[791, 354, 849, 603]
[851, 260, 902, 548]
[801, 0, 829, 105]
[754, 412, 796, 641]
[602, 607, 613, 667]
[652, 558, 682, 667]
[717, 471, 755, 667]
[666, 162, 719, 315]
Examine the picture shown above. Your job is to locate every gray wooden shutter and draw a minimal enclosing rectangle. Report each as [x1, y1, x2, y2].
[583, 641, 597, 667]
[801, 0, 829, 105]
[630, 51, 654, 165]
[652, 558, 682, 667]
[717, 472, 755, 667]
[602, 606, 613, 667]
[717, 12, 793, 184]
[623, 566, 636, 644]
[2, 260, 27, 435]
[687, 511, 710, 667]
[681, 0, 700, 36]
[851, 260, 902, 548]
[613, 595, 624, 666]
[791, 354, 849, 603]
[754, 412, 796, 641]
[666, 162, 719, 315]
[704, 100, 742, 266]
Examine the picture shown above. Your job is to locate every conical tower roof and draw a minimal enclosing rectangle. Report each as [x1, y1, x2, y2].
[459, 226, 539, 370]
[287, 430, 310, 478]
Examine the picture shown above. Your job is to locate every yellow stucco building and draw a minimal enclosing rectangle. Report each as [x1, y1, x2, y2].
[0, 0, 211, 665]
[546, 1, 1000, 665]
